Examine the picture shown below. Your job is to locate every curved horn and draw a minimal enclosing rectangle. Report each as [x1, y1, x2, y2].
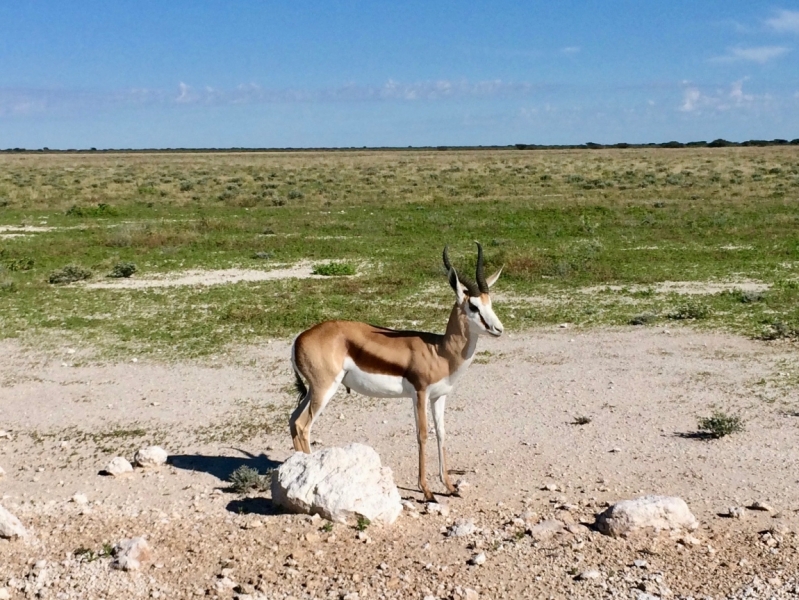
[475, 242, 489, 293]
[442, 245, 479, 296]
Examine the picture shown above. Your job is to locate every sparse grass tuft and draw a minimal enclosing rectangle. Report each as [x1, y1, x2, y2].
[668, 302, 710, 320]
[697, 411, 745, 439]
[228, 465, 272, 493]
[313, 262, 356, 276]
[629, 312, 658, 326]
[109, 262, 137, 278]
[355, 515, 371, 531]
[48, 265, 92, 284]
[572, 415, 592, 425]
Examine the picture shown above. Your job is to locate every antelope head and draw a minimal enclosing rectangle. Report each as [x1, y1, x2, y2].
[443, 243, 504, 337]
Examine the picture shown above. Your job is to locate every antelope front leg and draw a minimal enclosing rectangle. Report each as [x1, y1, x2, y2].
[414, 390, 435, 502]
[431, 395, 457, 495]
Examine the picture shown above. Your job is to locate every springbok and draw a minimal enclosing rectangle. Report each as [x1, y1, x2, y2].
[289, 243, 503, 502]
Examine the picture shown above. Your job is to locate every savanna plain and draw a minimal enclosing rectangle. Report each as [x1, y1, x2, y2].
[1, 147, 798, 599]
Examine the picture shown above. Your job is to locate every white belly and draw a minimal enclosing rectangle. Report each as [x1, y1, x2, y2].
[341, 358, 415, 398]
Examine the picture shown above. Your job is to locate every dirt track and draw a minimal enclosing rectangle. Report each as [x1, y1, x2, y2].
[1, 327, 798, 599]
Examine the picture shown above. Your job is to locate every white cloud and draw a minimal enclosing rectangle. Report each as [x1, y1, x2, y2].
[765, 9, 799, 34]
[561, 46, 581, 55]
[679, 79, 771, 114]
[710, 45, 790, 64]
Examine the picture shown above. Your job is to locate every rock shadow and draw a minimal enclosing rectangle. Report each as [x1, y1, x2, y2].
[673, 431, 717, 441]
[169, 449, 281, 482]
[226, 497, 284, 516]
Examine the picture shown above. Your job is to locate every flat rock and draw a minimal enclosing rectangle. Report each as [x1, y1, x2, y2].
[447, 518, 477, 537]
[727, 506, 746, 519]
[271, 443, 402, 525]
[104, 457, 134, 477]
[0, 504, 27, 539]
[528, 519, 564, 541]
[134, 446, 168, 468]
[111, 537, 152, 571]
[596, 495, 698, 537]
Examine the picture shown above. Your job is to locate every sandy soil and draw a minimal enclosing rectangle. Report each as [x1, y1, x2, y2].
[83, 265, 327, 289]
[1, 327, 798, 599]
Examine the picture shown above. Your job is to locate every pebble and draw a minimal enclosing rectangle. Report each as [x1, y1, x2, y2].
[576, 570, 601, 580]
[749, 500, 774, 512]
[426, 502, 451, 517]
[447, 519, 477, 538]
[71, 493, 89, 505]
[0, 430, 7, 439]
[111, 537, 152, 571]
[0, 588, 9, 600]
[134, 446, 169, 468]
[0, 466, 5, 479]
[528, 519, 564, 541]
[469, 553, 486, 566]
[105, 457, 134, 477]
[727, 506, 746, 519]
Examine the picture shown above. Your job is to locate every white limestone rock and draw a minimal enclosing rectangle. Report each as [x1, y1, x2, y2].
[596, 495, 698, 537]
[134, 446, 168, 468]
[528, 519, 565, 541]
[271, 443, 402, 525]
[105, 457, 134, 477]
[111, 537, 152, 571]
[0, 504, 27, 539]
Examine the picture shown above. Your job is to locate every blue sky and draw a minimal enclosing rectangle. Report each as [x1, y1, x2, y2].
[1, 1, 798, 148]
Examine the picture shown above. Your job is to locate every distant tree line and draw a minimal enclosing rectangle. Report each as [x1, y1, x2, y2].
[2, 138, 798, 153]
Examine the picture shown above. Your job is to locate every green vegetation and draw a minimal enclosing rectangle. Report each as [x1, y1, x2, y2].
[228, 465, 272, 493]
[356, 515, 371, 531]
[312, 262, 356, 276]
[109, 262, 137, 278]
[0, 148, 797, 359]
[696, 411, 745, 439]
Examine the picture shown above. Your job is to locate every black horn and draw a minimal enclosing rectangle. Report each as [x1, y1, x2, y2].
[475, 242, 489, 293]
[442, 245, 479, 296]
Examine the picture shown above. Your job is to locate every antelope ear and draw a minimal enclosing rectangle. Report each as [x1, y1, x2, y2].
[447, 267, 468, 302]
[485, 266, 503, 288]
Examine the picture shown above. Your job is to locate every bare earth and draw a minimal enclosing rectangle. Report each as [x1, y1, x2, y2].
[1, 327, 798, 599]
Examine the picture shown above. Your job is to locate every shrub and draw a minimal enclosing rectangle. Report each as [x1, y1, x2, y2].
[629, 312, 658, 326]
[697, 411, 745, 439]
[572, 416, 592, 425]
[48, 265, 92, 284]
[66, 203, 117, 217]
[356, 516, 371, 531]
[228, 465, 272, 493]
[313, 262, 356, 276]
[668, 302, 710, 320]
[109, 262, 137, 278]
[5, 257, 34, 271]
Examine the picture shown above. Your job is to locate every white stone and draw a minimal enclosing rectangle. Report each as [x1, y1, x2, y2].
[0, 430, 8, 439]
[448, 519, 477, 537]
[0, 504, 27, 539]
[105, 457, 133, 477]
[727, 506, 746, 519]
[425, 501, 450, 517]
[111, 537, 152, 571]
[71, 493, 88, 505]
[596, 496, 698, 537]
[271, 443, 402, 525]
[528, 519, 564, 541]
[469, 553, 486, 566]
[577, 570, 601, 580]
[0, 466, 5, 479]
[0, 587, 9, 600]
[134, 446, 168, 468]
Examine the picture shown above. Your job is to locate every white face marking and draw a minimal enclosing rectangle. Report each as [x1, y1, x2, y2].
[341, 357, 415, 398]
[464, 296, 504, 337]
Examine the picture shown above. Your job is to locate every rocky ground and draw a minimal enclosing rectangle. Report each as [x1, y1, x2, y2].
[1, 327, 798, 599]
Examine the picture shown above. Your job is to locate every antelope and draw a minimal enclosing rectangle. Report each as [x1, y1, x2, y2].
[289, 243, 503, 502]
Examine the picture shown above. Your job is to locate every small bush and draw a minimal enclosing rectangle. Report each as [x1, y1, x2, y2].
[5, 257, 34, 271]
[320, 522, 334, 532]
[287, 189, 304, 200]
[313, 262, 356, 277]
[732, 289, 765, 304]
[629, 312, 658, 326]
[48, 265, 92, 285]
[356, 516, 371, 531]
[572, 416, 592, 425]
[758, 320, 799, 341]
[251, 251, 272, 260]
[697, 411, 745, 439]
[109, 262, 137, 278]
[66, 203, 117, 217]
[0, 277, 16, 293]
[228, 465, 272, 493]
[668, 302, 710, 320]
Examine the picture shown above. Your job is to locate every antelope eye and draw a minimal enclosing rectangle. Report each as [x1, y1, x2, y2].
[467, 302, 479, 312]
